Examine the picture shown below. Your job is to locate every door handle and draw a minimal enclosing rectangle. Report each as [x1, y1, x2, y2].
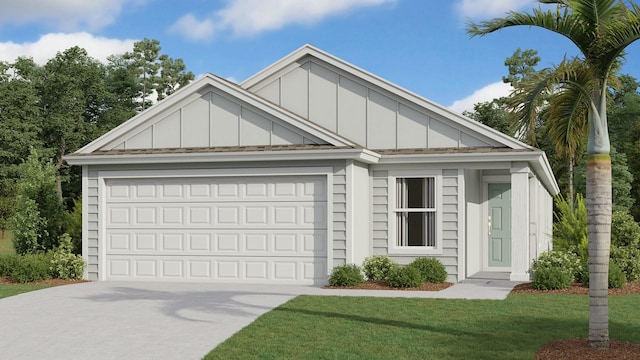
[488, 215, 492, 236]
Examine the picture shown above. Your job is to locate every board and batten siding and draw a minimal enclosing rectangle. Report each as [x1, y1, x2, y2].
[100, 87, 326, 151]
[370, 169, 459, 282]
[248, 59, 501, 150]
[83, 163, 347, 281]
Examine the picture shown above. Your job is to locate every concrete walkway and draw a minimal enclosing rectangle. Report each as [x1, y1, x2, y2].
[0, 280, 521, 360]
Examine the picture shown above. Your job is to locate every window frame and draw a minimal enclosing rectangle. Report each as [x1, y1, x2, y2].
[388, 170, 443, 255]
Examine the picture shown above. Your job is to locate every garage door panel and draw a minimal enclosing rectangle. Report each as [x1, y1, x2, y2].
[105, 175, 328, 284]
[106, 255, 327, 283]
[107, 230, 326, 256]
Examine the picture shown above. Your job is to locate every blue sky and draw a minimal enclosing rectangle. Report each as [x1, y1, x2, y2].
[1, 0, 639, 113]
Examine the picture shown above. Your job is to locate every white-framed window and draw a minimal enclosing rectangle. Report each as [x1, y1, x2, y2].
[389, 170, 442, 254]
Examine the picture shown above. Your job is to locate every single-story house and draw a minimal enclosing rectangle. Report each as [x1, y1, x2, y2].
[65, 44, 559, 284]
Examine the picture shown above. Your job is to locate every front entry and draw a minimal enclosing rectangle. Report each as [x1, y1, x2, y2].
[488, 183, 511, 267]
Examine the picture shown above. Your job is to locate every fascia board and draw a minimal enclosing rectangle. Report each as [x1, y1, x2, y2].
[64, 148, 380, 166]
[378, 150, 559, 195]
[242, 44, 529, 150]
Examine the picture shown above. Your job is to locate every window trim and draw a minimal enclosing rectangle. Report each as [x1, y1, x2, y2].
[388, 170, 443, 255]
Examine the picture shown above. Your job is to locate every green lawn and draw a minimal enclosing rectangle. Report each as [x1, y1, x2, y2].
[205, 294, 640, 360]
[0, 283, 51, 299]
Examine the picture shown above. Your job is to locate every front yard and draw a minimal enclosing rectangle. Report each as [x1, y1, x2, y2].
[204, 293, 640, 360]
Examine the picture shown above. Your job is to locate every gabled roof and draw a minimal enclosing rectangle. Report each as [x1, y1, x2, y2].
[242, 44, 532, 151]
[73, 73, 357, 155]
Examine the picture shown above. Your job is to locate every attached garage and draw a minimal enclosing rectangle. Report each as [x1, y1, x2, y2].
[102, 173, 328, 284]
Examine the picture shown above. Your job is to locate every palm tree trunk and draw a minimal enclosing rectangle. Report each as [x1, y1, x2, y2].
[586, 153, 612, 349]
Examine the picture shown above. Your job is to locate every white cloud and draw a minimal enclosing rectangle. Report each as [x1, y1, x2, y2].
[0, 33, 136, 65]
[448, 81, 513, 114]
[169, 0, 397, 40]
[454, 0, 538, 19]
[168, 14, 215, 41]
[0, 0, 145, 30]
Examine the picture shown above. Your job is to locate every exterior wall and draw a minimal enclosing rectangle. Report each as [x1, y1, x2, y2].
[83, 160, 348, 281]
[101, 87, 326, 151]
[529, 175, 553, 263]
[370, 166, 459, 282]
[248, 58, 502, 150]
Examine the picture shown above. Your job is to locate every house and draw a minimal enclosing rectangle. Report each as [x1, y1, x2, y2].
[64, 44, 559, 284]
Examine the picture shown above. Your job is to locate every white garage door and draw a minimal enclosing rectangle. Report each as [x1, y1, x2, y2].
[104, 175, 327, 284]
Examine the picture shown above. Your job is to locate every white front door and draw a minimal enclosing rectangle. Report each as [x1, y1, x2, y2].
[103, 175, 328, 284]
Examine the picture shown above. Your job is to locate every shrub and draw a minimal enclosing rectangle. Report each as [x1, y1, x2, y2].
[611, 211, 640, 248]
[328, 264, 364, 287]
[385, 265, 425, 288]
[553, 194, 587, 258]
[609, 261, 627, 289]
[611, 245, 640, 281]
[50, 233, 85, 280]
[531, 266, 573, 290]
[530, 250, 583, 281]
[64, 198, 83, 255]
[577, 260, 628, 289]
[362, 255, 397, 281]
[0, 254, 20, 276]
[11, 252, 53, 283]
[408, 257, 447, 283]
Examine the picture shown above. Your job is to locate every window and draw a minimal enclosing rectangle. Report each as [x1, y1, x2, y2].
[395, 177, 437, 247]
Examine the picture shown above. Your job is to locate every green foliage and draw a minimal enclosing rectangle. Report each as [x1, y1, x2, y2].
[50, 233, 85, 280]
[531, 250, 583, 282]
[11, 197, 43, 255]
[362, 255, 397, 281]
[408, 257, 447, 283]
[552, 194, 587, 258]
[578, 260, 629, 288]
[64, 198, 82, 254]
[0, 254, 19, 276]
[328, 264, 364, 287]
[385, 265, 424, 288]
[464, 98, 514, 136]
[531, 266, 573, 290]
[11, 252, 53, 283]
[611, 210, 640, 248]
[10, 149, 64, 254]
[610, 245, 640, 282]
[608, 261, 627, 289]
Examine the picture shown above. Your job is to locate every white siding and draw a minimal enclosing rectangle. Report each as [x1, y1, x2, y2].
[246, 59, 502, 150]
[99, 87, 326, 151]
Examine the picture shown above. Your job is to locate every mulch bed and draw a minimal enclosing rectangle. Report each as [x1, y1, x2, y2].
[0, 276, 88, 286]
[511, 280, 640, 295]
[323, 280, 453, 291]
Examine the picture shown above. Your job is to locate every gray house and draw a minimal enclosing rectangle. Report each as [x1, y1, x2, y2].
[65, 45, 559, 284]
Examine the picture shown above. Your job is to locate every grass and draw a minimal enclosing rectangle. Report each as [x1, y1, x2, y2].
[0, 283, 51, 299]
[204, 294, 640, 359]
[0, 230, 14, 254]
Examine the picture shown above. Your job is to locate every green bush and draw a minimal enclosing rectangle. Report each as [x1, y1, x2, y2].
[385, 265, 425, 288]
[578, 260, 628, 289]
[609, 261, 627, 289]
[611, 245, 640, 281]
[328, 264, 364, 287]
[11, 252, 53, 283]
[0, 254, 20, 276]
[531, 266, 573, 290]
[50, 233, 85, 280]
[362, 255, 397, 281]
[552, 194, 587, 258]
[530, 250, 583, 281]
[408, 257, 447, 283]
[64, 198, 83, 255]
[611, 211, 640, 248]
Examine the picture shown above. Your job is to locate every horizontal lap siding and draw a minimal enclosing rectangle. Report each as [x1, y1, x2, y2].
[441, 175, 458, 281]
[87, 171, 100, 280]
[372, 171, 388, 255]
[332, 166, 347, 266]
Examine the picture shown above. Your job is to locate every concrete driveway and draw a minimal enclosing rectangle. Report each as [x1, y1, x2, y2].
[0, 280, 518, 360]
[0, 281, 304, 360]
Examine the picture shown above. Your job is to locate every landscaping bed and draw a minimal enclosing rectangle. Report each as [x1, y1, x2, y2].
[324, 280, 453, 291]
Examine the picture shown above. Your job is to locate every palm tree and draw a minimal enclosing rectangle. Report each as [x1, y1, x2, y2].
[468, 0, 640, 349]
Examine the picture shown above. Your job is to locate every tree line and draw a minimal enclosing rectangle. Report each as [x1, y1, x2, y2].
[0, 38, 194, 251]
